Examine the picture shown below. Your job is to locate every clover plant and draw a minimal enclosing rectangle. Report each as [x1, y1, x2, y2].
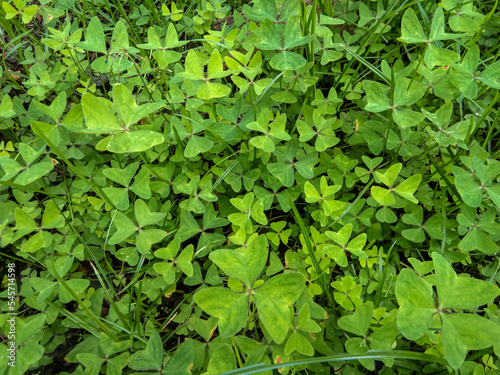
[1, 0, 500, 374]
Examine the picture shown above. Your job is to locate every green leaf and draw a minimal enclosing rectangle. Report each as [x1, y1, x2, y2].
[102, 187, 129, 210]
[441, 314, 467, 370]
[432, 251, 457, 302]
[116, 247, 139, 266]
[103, 162, 138, 187]
[112, 84, 137, 127]
[137, 27, 162, 49]
[154, 50, 182, 68]
[164, 22, 185, 48]
[82, 93, 122, 133]
[250, 200, 267, 225]
[271, 90, 297, 104]
[270, 52, 307, 71]
[177, 245, 194, 277]
[266, 251, 284, 276]
[208, 343, 236, 375]
[209, 235, 268, 288]
[134, 199, 166, 227]
[130, 167, 152, 199]
[109, 20, 132, 53]
[432, 252, 499, 309]
[0, 94, 16, 118]
[396, 269, 436, 340]
[345, 338, 369, 362]
[106, 352, 129, 374]
[0, 157, 22, 180]
[92, 55, 133, 73]
[429, 8, 465, 41]
[194, 287, 248, 338]
[2, 1, 17, 20]
[425, 45, 460, 69]
[164, 341, 194, 375]
[61, 103, 84, 131]
[393, 109, 426, 128]
[267, 162, 294, 187]
[325, 244, 348, 267]
[184, 135, 214, 158]
[109, 212, 137, 244]
[296, 303, 321, 333]
[444, 314, 500, 350]
[376, 206, 398, 223]
[393, 79, 426, 107]
[478, 61, 500, 89]
[441, 314, 500, 370]
[14, 162, 54, 185]
[197, 82, 231, 99]
[207, 49, 229, 79]
[77, 16, 107, 53]
[454, 172, 482, 207]
[376, 163, 401, 187]
[106, 131, 164, 153]
[31, 121, 61, 146]
[59, 279, 90, 303]
[394, 174, 421, 203]
[137, 229, 166, 254]
[16, 314, 46, 345]
[21, 4, 37, 23]
[294, 153, 318, 179]
[15, 208, 37, 230]
[145, 233, 166, 261]
[253, 272, 305, 344]
[255, 19, 281, 50]
[176, 212, 202, 242]
[402, 227, 425, 243]
[243, 1, 276, 22]
[422, 101, 453, 128]
[42, 200, 64, 229]
[399, 8, 427, 43]
[459, 226, 498, 254]
[331, 276, 362, 310]
[443, 275, 499, 308]
[338, 301, 374, 336]
[128, 331, 163, 371]
[182, 50, 204, 80]
[19, 143, 43, 165]
[252, 136, 276, 153]
[154, 238, 180, 261]
[347, 233, 368, 258]
[486, 184, 500, 208]
[34, 92, 67, 122]
[363, 81, 391, 112]
[47, 255, 73, 279]
[371, 186, 395, 206]
[153, 261, 175, 283]
[20, 231, 47, 253]
[283, 16, 316, 49]
[284, 330, 314, 356]
[189, 316, 217, 342]
[326, 223, 352, 248]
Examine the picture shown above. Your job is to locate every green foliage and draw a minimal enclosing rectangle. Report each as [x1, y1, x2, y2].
[1, 0, 500, 374]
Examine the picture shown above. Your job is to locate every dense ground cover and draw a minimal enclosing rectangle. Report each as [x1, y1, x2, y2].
[1, 0, 500, 373]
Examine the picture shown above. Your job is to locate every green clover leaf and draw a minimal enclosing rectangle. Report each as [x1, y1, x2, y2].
[396, 253, 500, 368]
[228, 192, 267, 233]
[325, 223, 368, 267]
[154, 238, 194, 284]
[194, 237, 305, 343]
[304, 176, 343, 216]
[209, 235, 267, 288]
[371, 163, 421, 205]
